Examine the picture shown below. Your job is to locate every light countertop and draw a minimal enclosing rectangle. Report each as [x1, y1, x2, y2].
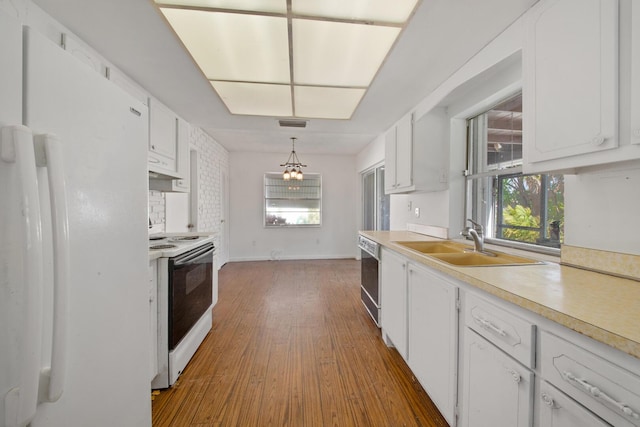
[360, 230, 640, 360]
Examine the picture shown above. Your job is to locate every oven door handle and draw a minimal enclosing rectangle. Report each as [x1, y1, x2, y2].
[174, 244, 214, 266]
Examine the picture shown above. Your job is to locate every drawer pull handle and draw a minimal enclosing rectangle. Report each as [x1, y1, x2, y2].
[541, 392, 555, 408]
[563, 372, 640, 420]
[474, 316, 507, 337]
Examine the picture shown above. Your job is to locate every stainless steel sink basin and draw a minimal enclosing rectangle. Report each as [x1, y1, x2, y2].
[393, 240, 541, 267]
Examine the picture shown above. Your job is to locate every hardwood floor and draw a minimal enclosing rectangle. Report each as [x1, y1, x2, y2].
[152, 259, 449, 427]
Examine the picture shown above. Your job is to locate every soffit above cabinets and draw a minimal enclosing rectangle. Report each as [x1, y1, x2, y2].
[155, 0, 419, 119]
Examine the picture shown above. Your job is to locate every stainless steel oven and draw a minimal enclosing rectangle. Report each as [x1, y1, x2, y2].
[359, 235, 380, 326]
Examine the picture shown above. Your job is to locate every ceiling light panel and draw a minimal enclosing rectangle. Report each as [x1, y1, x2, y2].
[211, 81, 292, 116]
[156, 0, 287, 14]
[294, 86, 365, 119]
[160, 8, 290, 83]
[291, 0, 419, 24]
[292, 19, 401, 87]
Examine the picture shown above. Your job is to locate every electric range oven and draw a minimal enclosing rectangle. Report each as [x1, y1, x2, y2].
[359, 235, 381, 326]
[150, 235, 215, 389]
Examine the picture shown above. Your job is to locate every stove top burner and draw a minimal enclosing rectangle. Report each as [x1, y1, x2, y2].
[171, 236, 200, 241]
[149, 236, 166, 241]
[150, 244, 177, 250]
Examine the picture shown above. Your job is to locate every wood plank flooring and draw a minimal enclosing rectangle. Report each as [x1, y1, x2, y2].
[152, 259, 449, 427]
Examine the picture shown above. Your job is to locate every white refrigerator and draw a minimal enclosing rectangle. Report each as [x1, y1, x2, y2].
[1, 10, 151, 427]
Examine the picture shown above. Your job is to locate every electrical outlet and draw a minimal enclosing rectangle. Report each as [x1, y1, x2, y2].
[414, 207, 420, 218]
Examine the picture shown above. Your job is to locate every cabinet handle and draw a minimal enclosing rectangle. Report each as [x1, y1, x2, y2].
[505, 367, 521, 383]
[541, 392, 555, 408]
[473, 315, 507, 337]
[151, 144, 156, 149]
[633, 129, 640, 138]
[589, 135, 606, 146]
[562, 372, 640, 420]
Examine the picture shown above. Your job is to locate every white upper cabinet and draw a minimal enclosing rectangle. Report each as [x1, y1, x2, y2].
[632, 1, 640, 145]
[149, 117, 190, 193]
[148, 97, 180, 178]
[384, 108, 449, 194]
[385, 114, 413, 193]
[412, 107, 449, 192]
[384, 125, 398, 193]
[395, 114, 413, 189]
[523, 0, 619, 171]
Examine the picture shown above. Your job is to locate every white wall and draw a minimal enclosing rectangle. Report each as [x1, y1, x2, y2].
[229, 151, 357, 261]
[564, 161, 640, 255]
[356, 134, 385, 173]
[390, 191, 450, 230]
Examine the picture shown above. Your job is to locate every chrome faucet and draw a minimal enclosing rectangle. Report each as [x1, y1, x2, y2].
[461, 219, 486, 253]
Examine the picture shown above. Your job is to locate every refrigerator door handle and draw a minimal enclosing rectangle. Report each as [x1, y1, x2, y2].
[34, 134, 69, 403]
[1, 126, 44, 427]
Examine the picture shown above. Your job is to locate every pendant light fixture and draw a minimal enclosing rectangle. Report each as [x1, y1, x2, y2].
[280, 137, 306, 181]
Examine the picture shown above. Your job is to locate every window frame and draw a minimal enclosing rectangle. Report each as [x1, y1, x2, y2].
[263, 172, 322, 228]
[464, 93, 562, 256]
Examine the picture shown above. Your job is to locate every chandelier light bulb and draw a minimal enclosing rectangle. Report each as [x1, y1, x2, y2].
[283, 169, 290, 180]
[296, 170, 303, 180]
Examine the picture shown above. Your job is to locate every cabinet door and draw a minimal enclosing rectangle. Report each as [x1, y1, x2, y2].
[380, 248, 408, 360]
[632, 1, 640, 145]
[461, 329, 534, 427]
[412, 107, 449, 192]
[395, 114, 413, 190]
[384, 126, 397, 193]
[148, 97, 179, 176]
[408, 265, 458, 425]
[538, 381, 612, 427]
[149, 98, 177, 159]
[524, 0, 618, 166]
[174, 117, 190, 191]
[149, 260, 158, 381]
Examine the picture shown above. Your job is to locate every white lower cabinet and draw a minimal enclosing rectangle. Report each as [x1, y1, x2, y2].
[461, 328, 534, 427]
[380, 247, 408, 360]
[408, 264, 458, 425]
[538, 381, 612, 427]
[149, 259, 159, 382]
[540, 331, 640, 427]
[377, 246, 639, 427]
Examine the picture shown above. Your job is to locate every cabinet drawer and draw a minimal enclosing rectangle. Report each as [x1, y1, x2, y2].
[465, 292, 535, 368]
[540, 331, 640, 427]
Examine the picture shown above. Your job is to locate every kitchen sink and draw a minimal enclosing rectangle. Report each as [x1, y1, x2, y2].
[428, 252, 541, 267]
[393, 240, 541, 266]
[393, 241, 467, 254]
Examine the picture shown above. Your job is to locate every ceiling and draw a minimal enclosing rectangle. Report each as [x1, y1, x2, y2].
[32, 0, 537, 155]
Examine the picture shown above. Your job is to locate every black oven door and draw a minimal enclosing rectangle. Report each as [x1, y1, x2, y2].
[168, 243, 214, 350]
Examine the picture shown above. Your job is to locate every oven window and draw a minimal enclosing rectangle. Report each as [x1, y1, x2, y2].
[169, 259, 212, 350]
